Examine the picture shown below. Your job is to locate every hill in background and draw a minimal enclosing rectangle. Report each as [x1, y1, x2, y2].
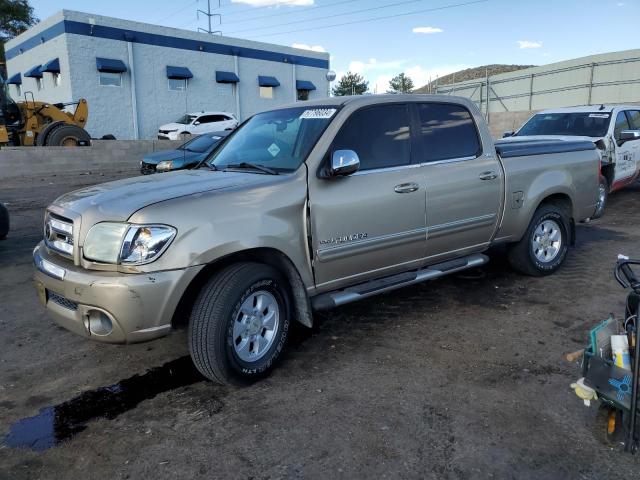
[414, 64, 535, 93]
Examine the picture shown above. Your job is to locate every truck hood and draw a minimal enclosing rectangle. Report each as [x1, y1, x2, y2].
[498, 134, 603, 144]
[53, 170, 274, 222]
[142, 149, 201, 165]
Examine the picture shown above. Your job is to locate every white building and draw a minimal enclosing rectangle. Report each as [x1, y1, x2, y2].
[4, 10, 331, 140]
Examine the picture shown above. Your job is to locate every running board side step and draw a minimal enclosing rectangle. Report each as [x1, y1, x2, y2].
[311, 253, 489, 311]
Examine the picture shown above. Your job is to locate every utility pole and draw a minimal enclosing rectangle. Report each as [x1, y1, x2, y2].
[198, 0, 222, 35]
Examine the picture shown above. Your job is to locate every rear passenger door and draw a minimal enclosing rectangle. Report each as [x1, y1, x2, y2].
[414, 102, 503, 262]
[309, 103, 427, 290]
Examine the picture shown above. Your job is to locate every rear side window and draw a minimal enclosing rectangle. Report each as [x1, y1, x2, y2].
[614, 111, 630, 139]
[417, 103, 481, 162]
[626, 111, 640, 130]
[332, 104, 411, 171]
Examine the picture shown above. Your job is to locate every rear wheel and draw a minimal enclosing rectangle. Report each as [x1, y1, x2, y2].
[593, 404, 625, 447]
[592, 177, 609, 219]
[45, 125, 91, 147]
[188, 263, 291, 385]
[507, 204, 570, 276]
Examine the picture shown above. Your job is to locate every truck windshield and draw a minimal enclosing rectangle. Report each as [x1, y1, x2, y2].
[517, 112, 611, 138]
[206, 106, 337, 173]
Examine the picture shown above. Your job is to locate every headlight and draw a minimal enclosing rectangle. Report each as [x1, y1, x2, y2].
[156, 160, 174, 172]
[83, 222, 176, 265]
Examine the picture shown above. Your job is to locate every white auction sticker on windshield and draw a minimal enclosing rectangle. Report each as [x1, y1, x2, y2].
[301, 108, 337, 119]
[589, 113, 610, 118]
[267, 143, 281, 157]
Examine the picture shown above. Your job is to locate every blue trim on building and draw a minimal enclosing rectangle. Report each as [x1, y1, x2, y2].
[25, 65, 43, 78]
[5, 19, 329, 70]
[7, 73, 22, 85]
[296, 80, 316, 91]
[96, 57, 127, 73]
[216, 71, 239, 83]
[259, 76, 280, 87]
[42, 58, 60, 73]
[166, 66, 193, 79]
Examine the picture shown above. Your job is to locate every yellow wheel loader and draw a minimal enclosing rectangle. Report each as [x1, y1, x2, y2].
[0, 81, 91, 147]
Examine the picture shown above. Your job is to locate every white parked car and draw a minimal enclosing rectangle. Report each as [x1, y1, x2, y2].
[158, 111, 238, 140]
[501, 105, 640, 218]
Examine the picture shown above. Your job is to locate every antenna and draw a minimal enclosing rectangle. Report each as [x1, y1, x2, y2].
[197, 0, 222, 35]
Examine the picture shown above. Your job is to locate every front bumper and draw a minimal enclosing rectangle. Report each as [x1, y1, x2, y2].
[158, 131, 179, 141]
[33, 242, 203, 344]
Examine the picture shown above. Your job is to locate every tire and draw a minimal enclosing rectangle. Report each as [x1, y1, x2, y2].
[188, 263, 291, 385]
[593, 404, 625, 447]
[0, 203, 8, 240]
[507, 203, 570, 276]
[45, 125, 91, 147]
[592, 177, 609, 219]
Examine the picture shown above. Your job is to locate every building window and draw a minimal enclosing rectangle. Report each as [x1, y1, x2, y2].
[99, 72, 122, 87]
[53, 73, 61, 87]
[260, 86, 274, 99]
[36, 77, 43, 91]
[15, 85, 21, 97]
[169, 78, 187, 91]
[297, 89, 310, 101]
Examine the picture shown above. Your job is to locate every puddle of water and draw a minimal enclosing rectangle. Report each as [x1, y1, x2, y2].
[3, 356, 204, 451]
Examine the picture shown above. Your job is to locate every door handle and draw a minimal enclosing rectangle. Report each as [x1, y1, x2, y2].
[479, 171, 498, 181]
[394, 182, 420, 193]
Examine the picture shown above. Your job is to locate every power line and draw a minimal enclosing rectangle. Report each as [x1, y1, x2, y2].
[152, 0, 198, 24]
[225, 0, 448, 34]
[222, 0, 364, 26]
[246, 0, 488, 39]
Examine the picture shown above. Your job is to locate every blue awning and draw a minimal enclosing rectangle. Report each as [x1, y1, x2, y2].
[296, 80, 316, 91]
[42, 58, 60, 73]
[166, 66, 193, 79]
[7, 73, 21, 85]
[258, 76, 280, 87]
[216, 71, 239, 83]
[24, 65, 43, 78]
[96, 57, 127, 73]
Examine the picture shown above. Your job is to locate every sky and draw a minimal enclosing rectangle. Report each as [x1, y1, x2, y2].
[29, 0, 638, 92]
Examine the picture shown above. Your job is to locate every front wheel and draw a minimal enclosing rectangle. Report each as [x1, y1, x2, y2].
[188, 263, 291, 385]
[592, 177, 609, 219]
[507, 204, 570, 276]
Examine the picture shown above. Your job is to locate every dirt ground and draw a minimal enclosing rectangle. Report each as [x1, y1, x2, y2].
[1, 169, 639, 479]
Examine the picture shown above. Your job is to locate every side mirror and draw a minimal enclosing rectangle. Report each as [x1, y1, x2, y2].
[331, 150, 360, 176]
[619, 130, 640, 143]
[193, 121, 201, 126]
[502, 130, 515, 138]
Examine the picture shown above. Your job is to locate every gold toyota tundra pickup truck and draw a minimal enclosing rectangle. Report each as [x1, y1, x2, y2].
[33, 95, 600, 385]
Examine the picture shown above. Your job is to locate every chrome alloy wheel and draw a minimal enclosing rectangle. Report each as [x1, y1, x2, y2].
[532, 219, 562, 263]
[233, 291, 280, 362]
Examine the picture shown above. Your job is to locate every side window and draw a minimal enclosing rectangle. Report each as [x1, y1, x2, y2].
[417, 103, 481, 162]
[626, 111, 640, 131]
[332, 104, 411, 171]
[197, 116, 214, 124]
[614, 111, 630, 140]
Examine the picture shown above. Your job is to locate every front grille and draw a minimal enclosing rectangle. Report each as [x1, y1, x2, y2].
[140, 162, 157, 174]
[48, 290, 78, 311]
[44, 212, 74, 258]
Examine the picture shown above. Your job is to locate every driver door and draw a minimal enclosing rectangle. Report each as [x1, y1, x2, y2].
[308, 104, 427, 291]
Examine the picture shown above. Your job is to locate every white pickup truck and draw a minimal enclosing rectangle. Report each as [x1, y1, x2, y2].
[502, 105, 640, 217]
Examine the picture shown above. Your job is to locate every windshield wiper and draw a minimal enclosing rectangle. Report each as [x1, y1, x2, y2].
[225, 162, 279, 175]
[198, 162, 217, 171]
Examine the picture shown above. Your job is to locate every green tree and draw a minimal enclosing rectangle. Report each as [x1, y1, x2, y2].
[0, 0, 38, 63]
[387, 72, 414, 94]
[332, 71, 368, 96]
